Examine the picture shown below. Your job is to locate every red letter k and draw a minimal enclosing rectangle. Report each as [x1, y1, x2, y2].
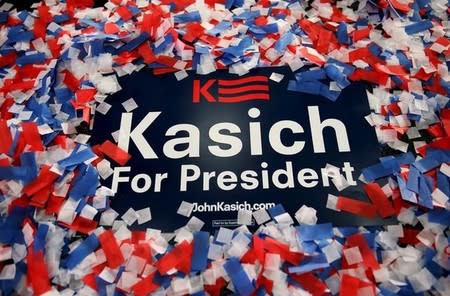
[193, 79, 216, 103]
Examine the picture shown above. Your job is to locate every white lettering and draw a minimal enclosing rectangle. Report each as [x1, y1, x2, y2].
[308, 106, 350, 153]
[131, 173, 152, 193]
[248, 108, 263, 155]
[269, 120, 305, 155]
[208, 123, 243, 157]
[241, 170, 259, 190]
[163, 124, 200, 159]
[118, 112, 161, 159]
[217, 171, 238, 191]
[272, 161, 294, 189]
[111, 166, 131, 193]
[297, 168, 319, 188]
[180, 164, 201, 191]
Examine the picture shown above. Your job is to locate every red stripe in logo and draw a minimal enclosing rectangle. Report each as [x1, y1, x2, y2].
[193, 75, 270, 103]
[218, 84, 269, 95]
[218, 93, 270, 103]
[218, 76, 269, 86]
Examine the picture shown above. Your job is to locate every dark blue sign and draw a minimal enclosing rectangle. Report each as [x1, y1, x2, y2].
[93, 67, 388, 231]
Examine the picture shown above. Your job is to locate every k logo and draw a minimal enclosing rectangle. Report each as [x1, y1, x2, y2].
[193, 76, 271, 103]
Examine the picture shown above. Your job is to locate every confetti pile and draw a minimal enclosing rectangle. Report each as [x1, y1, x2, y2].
[0, 0, 449, 295]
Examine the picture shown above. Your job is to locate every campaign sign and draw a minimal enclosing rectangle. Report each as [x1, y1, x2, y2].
[93, 67, 387, 231]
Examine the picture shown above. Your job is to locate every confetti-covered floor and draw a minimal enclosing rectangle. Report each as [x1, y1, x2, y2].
[0, 0, 449, 295]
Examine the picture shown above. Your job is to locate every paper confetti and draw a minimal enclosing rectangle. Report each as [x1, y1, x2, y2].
[0, 0, 449, 295]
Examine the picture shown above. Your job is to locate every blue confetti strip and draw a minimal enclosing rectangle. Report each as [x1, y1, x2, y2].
[223, 257, 255, 296]
[191, 231, 209, 272]
[404, 20, 433, 35]
[297, 223, 333, 242]
[66, 234, 99, 270]
[288, 253, 329, 274]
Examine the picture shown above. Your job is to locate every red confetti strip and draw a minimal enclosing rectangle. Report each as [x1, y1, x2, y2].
[183, 23, 205, 42]
[348, 47, 384, 66]
[98, 230, 125, 269]
[141, 8, 163, 38]
[290, 273, 327, 296]
[23, 165, 59, 197]
[82, 273, 98, 291]
[399, 227, 421, 245]
[252, 235, 265, 264]
[155, 240, 192, 275]
[427, 124, 446, 138]
[131, 231, 147, 244]
[104, 22, 120, 34]
[27, 250, 52, 295]
[316, 29, 336, 54]
[153, 67, 180, 75]
[138, 42, 157, 64]
[98, 140, 132, 166]
[133, 243, 152, 263]
[374, 63, 408, 76]
[22, 122, 44, 152]
[385, 102, 402, 116]
[336, 196, 377, 218]
[264, 237, 304, 265]
[29, 186, 52, 208]
[34, 5, 51, 39]
[0, 119, 12, 154]
[75, 88, 97, 105]
[115, 51, 140, 65]
[414, 67, 434, 80]
[116, 6, 133, 21]
[352, 25, 372, 42]
[299, 19, 338, 55]
[340, 274, 360, 296]
[176, 242, 192, 274]
[0, 158, 11, 166]
[345, 233, 380, 270]
[45, 195, 65, 215]
[0, 98, 14, 120]
[66, 0, 94, 10]
[16, 65, 46, 80]
[340, 274, 375, 296]
[427, 137, 450, 151]
[299, 47, 326, 66]
[65, 216, 98, 234]
[390, 0, 411, 13]
[47, 38, 62, 58]
[63, 70, 81, 92]
[441, 108, 450, 136]
[8, 196, 31, 211]
[156, 55, 179, 68]
[0, 52, 17, 67]
[0, 79, 36, 93]
[349, 69, 389, 85]
[363, 183, 395, 218]
[204, 277, 227, 295]
[132, 273, 159, 296]
[256, 275, 274, 294]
